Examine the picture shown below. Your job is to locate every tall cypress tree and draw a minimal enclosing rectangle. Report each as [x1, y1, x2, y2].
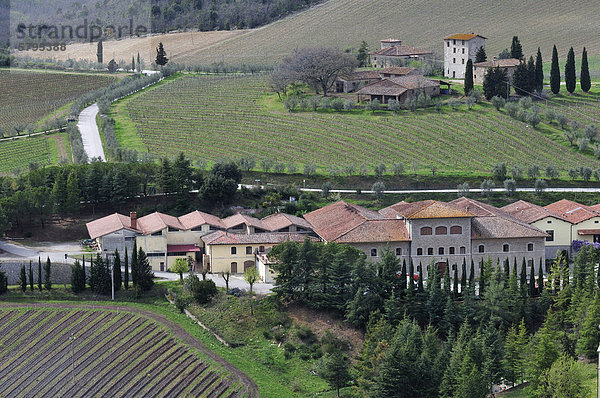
[124, 247, 129, 290]
[538, 258, 544, 295]
[409, 259, 415, 292]
[44, 257, 52, 290]
[417, 263, 424, 293]
[565, 47, 576, 94]
[535, 47, 544, 93]
[527, 56, 536, 94]
[28, 260, 34, 291]
[510, 36, 523, 60]
[460, 258, 467, 296]
[37, 257, 42, 291]
[19, 264, 27, 292]
[529, 260, 536, 297]
[137, 52, 141, 73]
[400, 259, 407, 292]
[520, 258, 528, 297]
[113, 249, 122, 291]
[453, 265, 459, 298]
[131, 240, 138, 286]
[469, 259, 475, 292]
[580, 47, 591, 93]
[550, 45, 561, 94]
[131, 56, 135, 72]
[475, 46, 487, 63]
[479, 260, 485, 296]
[464, 59, 474, 95]
[96, 40, 103, 64]
[503, 258, 510, 288]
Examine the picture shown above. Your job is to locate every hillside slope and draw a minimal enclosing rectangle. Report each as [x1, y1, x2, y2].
[179, 0, 599, 65]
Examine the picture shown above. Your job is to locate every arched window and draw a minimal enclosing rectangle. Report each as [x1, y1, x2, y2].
[435, 226, 447, 235]
[417, 248, 423, 255]
[460, 246, 466, 254]
[503, 244, 510, 252]
[371, 248, 378, 257]
[420, 227, 432, 235]
[527, 243, 534, 252]
[438, 247, 445, 255]
[450, 226, 462, 234]
[427, 248, 433, 255]
[246, 246, 253, 254]
[231, 247, 237, 255]
[478, 245, 485, 253]
[449, 247, 455, 255]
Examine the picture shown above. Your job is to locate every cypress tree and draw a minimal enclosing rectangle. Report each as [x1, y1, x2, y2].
[580, 47, 591, 93]
[453, 265, 459, 299]
[113, 249, 122, 291]
[527, 56, 536, 94]
[460, 258, 467, 296]
[44, 257, 51, 290]
[464, 59, 474, 95]
[137, 52, 141, 73]
[565, 47, 576, 94]
[443, 265, 451, 296]
[82, 255, 86, 286]
[131, 56, 135, 72]
[124, 247, 129, 290]
[96, 40, 103, 64]
[400, 259, 407, 292]
[71, 260, 85, 293]
[504, 258, 510, 288]
[0, 265, 7, 295]
[469, 259, 475, 292]
[89, 254, 111, 295]
[529, 260, 536, 297]
[535, 47, 544, 92]
[131, 240, 138, 286]
[37, 257, 42, 291]
[550, 45, 561, 94]
[19, 264, 27, 292]
[512, 62, 531, 96]
[510, 36, 523, 60]
[475, 46, 487, 63]
[65, 170, 81, 215]
[417, 263, 424, 293]
[409, 259, 415, 292]
[136, 248, 154, 292]
[28, 260, 34, 291]
[479, 260, 484, 295]
[538, 258, 544, 295]
[520, 258, 527, 297]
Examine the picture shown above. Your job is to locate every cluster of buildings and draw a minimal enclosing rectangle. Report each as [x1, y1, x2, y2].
[86, 198, 599, 282]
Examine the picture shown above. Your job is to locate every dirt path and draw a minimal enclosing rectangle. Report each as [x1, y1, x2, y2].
[0, 301, 259, 398]
[49, 135, 67, 162]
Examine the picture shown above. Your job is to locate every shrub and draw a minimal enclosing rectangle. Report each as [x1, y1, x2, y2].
[504, 178, 517, 196]
[457, 182, 470, 197]
[480, 179, 494, 196]
[190, 277, 218, 304]
[308, 96, 320, 111]
[273, 162, 286, 173]
[283, 342, 297, 353]
[284, 96, 300, 112]
[448, 99, 461, 110]
[372, 181, 385, 199]
[343, 100, 355, 110]
[583, 125, 599, 141]
[331, 98, 345, 111]
[465, 96, 476, 110]
[557, 114, 568, 129]
[519, 96, 532, 109]
[227, 287, 245, 297]
[303, 163, 317, 176]
[174, 294, 190, 313]
[534, 179, 547, 194]
[287, 163, 297, 174]
[388, 99, 401, 113]
[491, 96, 505, 111]
[296, 325, 318, 345]
[505, 102, 519, 118]
[578, 137, 590, 152]
[366, 99, 381, 113]
[321, 182, 332, 198]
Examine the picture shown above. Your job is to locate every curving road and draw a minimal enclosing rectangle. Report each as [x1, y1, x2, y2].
[77, 103, 105, 162]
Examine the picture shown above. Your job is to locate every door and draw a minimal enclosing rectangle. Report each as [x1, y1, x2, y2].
[231, 262, 238, 274]
[244, 260, 254, 272]
[160, 262, 164, 272]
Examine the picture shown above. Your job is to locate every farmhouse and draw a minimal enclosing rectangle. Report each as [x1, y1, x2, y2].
[504, 199, 600, 259]
[304, 198, 546, 278]
[86, 210, 313, 272]
[473, 58, 520, 83]
[355, 75, 440, 104]
[335, 66, 419, 93]
[443, 33, 486, 78]
[369, 39, 433, 68]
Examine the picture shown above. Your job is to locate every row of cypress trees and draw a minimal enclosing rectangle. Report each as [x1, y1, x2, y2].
[550, 46, 591, 94]
[18, 257, 52, 292]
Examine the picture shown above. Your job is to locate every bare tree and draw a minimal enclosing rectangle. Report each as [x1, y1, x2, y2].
[278, 47, 358, 96]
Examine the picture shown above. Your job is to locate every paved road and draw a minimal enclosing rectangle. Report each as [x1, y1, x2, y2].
[77, 103, 105, 162]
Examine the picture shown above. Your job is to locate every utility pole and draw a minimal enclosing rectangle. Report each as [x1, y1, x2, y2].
[111, 259, 115, 301]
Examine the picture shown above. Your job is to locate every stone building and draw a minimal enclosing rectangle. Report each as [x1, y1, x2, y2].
[473, 58, 520, 84]
[443, 33, 486, 78]
[369, 39, 433, 68]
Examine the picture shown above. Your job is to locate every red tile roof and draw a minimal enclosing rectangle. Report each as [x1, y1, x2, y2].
[381, 200, 472, 219]
[578, 229, 600, 235]
[369, 45, 432, 57]
[179, 210, 224, 229]
[136, 212, 184, 234]
[222, 213, 265, 230]
[260, 212, 312, 231]
[502, 200, 568, 223]
[303, 201, 385, 242]
[355, 79, 407, 97]
[590, 204, 600, 212]
[86, 213, 138, 239]
[444, 33, 486, 40]
[544, 199, 600, 224]
[379, 66, 417, 76]
[334, 219, 409, 243]
[390, 75, 440, 90]
[201, 231, 314, 245]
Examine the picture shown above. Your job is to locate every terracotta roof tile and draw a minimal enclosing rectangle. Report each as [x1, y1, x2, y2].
[590, 204, 600, 212]
[544, 199, 600, 224]
[355, 79, 407, 96]
[369, 45, 432, 57]
[339, 70, 382, 81]
[201, 231, 314, 245]
[136, 212, 184, 234]
[260, 213, 312, 231]
[471, 217, 548, 239]
[444, 33, 486, 40]
[222, 213, 265, 230]
[86, 213, 137, 239]
[179, 210, 224, 229]
[334, 219, 409, 243]
[502, 200, 568, 223]
[382, 200, 472, 219]
[390, 75, 440, 90]
[379, 66, 418, 76]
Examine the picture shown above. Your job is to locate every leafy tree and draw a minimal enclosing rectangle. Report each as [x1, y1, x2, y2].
[580, 47, 591, 92]
[510, 36, 523, 60]
[491, 96, 505, 111]
[44, 257, 51, 290]
[155, 42, 169, 67]
[199, 162, 242, 208]
[367, 99, 381, 113]
[320, 350, 351, 397]
[565, 47, 576, 94]
[28, 260, 34, 291]
[535, 355, 589, 397]
[357, 41, 369, 67]
[550, 45, 561, 94]
[244, 266, 260, 294]
[19, 264, 27, 292]
[189, 274, 218, 304]
[372, 181, 385, 200]
[475, 46, 487, 63]
[70, 260, 86, 293]
[535, 47, 544, 93]
[171, 258, 188, 282]
[464, 59, 474, 95]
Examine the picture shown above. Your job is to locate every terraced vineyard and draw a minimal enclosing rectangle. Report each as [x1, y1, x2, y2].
[0, 135, 55, 174]
[0, 70, 117, 131]
[0, 306, 243, 397]
[123, 74, 600, 175]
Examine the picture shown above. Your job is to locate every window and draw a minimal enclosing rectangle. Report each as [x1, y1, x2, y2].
[371, 248, 378, 257]
[231, 224, 244, 230]
[395, 248, 402, 256]
[259, 246, 265, 252]
[460, 246, 466, 254]
[417, 248, 423, 255]
[478, 245, 485, 253]
[595, 220, 599, 224]
[474, 74, 477, 79]
[503, 244, 510, 252]
[427, 248, 433, 255]
[547, 220, 552, 224]
[453, 39, 456, 45]
[231, 247, 237, 255]
[438, 247, 444, 255]
[462, 48, 465, 54]
[246, 246, 253, 254]
[147, 252, 165, 257]
[449, 247, 455, 254]
[546, 230, 554, 241]
[450, 226, 462, 234]
[461, 40, 464, 45]
[453, 58, 456, 63]
[125, 236, 135, 241]
[528, 243, 534, 252]
[420, 227, 432, 235]
[209, 225, 219, 230]
[462, 59, 465, 64]
[447, 42, 450, 47]
[151, 230, 162, 236]
[435, 226, 447, 235]
[453, 48, 456, 53]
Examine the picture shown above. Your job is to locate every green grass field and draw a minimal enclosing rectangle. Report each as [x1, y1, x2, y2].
[0, 70, 117, 132]
[115, 73, 600, 177]
[178, 0, 600, 66]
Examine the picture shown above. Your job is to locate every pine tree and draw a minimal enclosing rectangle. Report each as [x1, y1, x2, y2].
[535, 47, 544, 92]
[479, 260, 485, 296]
[155, 42, 169, 67]
[400, 259, 407, 292]
[28, 260, 34, 291]
[136, 248, 154, 292]
[65, 170, 81, 215]
[113, 249, 122, 291]
[464, 59, 474, 95]
[19, 264, 27, 292]
[483, 67, 509, 100]
[37, 257, 42, 291]
[320, 350, 351, 397]
[460, 259, 467, 296]
[475, 46, 487, 63]
[580, 47, 591, 93]
[510, 36, 523, 60]
[71, 260, 86, 293]
[44, 257, 51, 290]
[565, 47, 576, 94]
[550, 45, 561, 94]
[124, 247, 129, 290]
[512, 61, 531, 95]
[357, 41, 369, 67]
[89, 254, 111, 295]
[578, 293, 600, 359]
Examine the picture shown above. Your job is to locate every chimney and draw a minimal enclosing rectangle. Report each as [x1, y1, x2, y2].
[130, 212, 137, 229]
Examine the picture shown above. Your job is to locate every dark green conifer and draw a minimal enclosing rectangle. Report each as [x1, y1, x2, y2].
[37, 257, 42, 291]
[19, 264, 27, 292]
[535, 47, 544, 92]
[580, 47, 591, 93]
[44, 257, 52, 290]
[28, 260, 34, 291]
[124, 247, 129, 290]
[565, 47, 576, 94]
[510, 36, 523, 60]
[464, 59, 474, 95]
[550, 45, 561, 94]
